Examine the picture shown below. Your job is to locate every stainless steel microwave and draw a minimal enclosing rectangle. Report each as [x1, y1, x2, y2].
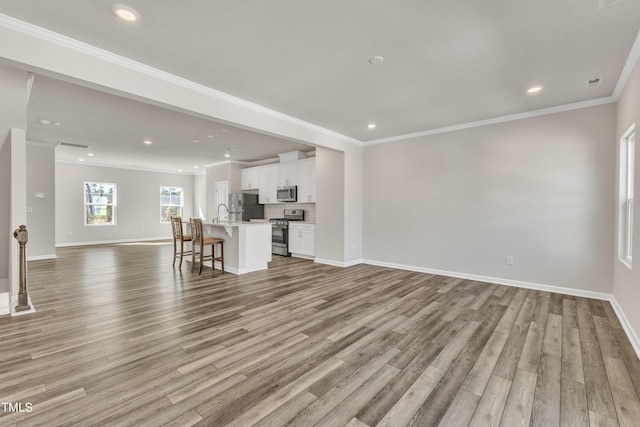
[277, 186, 297, 202]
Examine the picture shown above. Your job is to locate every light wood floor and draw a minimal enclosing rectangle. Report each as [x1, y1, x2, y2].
[1, 243, 640, 426]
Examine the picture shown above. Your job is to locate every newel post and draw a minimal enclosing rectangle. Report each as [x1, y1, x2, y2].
[13, 225, 31, 312]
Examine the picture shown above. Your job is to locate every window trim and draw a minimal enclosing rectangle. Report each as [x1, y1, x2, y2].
[84, 181, 117, 226]
[160, 186, 184, 223]
[619, 124, 635, 269]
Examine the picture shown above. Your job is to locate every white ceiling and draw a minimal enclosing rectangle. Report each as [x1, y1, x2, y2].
[1, 0, 639, 171]
[28, 76, 314, 172]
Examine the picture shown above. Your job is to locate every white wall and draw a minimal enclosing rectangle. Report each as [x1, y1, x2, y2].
[194, 172, 207, 219]
[26, 141, 56, 259]
[315, 147, 345, 264]
[0, 64, 30, 304]
[363, 104, 616, 294]
[613, 56, 640, 343]
[206, 162, 231, 222]
[0, 134, 11, 295]
[55, 162, 194, 245]
[0, 22, 364, 264]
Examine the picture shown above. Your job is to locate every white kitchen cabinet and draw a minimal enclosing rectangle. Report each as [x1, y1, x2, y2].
[259, 165, 278, 204]
[278, 162, 298, 187]
[297, 158, 316, 203]
[241, 167, 260, 190]
[288, 223, 315, 258]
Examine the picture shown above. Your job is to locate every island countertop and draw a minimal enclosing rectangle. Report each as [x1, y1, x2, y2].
[203, 221, 271, 227]
[188, 221, 271, 275]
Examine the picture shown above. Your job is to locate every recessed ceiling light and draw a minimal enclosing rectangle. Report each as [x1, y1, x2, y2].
[144, 140, 153, 145]
[193, 139, 200, 143]
[224, 149, 231, 158]
[206, 135, 214, 138]
[178, 169, 183, 172]
[78, 158, 85, 162]
[38, 119, 51, 125]
[527, 86, 543, 94]
[193, 165, 198, 169]
[113, 5, 140, 22]
[87, 153, 94, 157]
[53, 122, 62, 126]
[367, 123, 377, 129]
[369, 56, 384, 65]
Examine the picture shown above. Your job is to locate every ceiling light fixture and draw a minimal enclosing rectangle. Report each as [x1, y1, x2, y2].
[87, 153, 94, 157]
[527, 86, 543, 94]
[367, 123, 377, 129]
[224, 149, 231, 158]
[369, 56, 384, 65]
[193, 165, 198, 169]
[206, 135, 214, 138]
[38, 119, 51, 125]
[193, 139, 200, 143]
[113, 5, 140, 22]
[143, 140, 153, 145]
[78, 158, 85, 162]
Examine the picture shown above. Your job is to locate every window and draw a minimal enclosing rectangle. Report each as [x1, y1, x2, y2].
[160, 186, 183, 222]
[84, 182, 116, 225]
[619, 124, 635, 268]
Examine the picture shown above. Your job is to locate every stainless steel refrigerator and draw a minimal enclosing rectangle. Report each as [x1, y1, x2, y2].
[229, 192, 264, 222]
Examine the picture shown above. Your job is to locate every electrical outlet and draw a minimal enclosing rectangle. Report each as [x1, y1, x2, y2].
[506, 256, 514, 265]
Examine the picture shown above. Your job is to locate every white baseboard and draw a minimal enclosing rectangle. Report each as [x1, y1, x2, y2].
[0, 292, 9, 316]
[56, 237, 170, 247]
[199, 260, 268, 275]
[10, 294, 35, 316]
[361, 258, 640, 359]
[315, 257, 364, 268]
[291, 254, 315, 261]
[361, 259, 612, 301]
[608, 296, 640, 360]
[27, 254, 57, 261]
[0, 293, 36, 316]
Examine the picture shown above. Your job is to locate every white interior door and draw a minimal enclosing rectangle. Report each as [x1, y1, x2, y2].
[215, 180, 229, 221]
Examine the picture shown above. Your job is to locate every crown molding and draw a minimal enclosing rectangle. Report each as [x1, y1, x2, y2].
[2, 13, 637, 150]
[55, 159, 196, 175]
[613, 28, 640, 99]
[365, 96, 617, 146]
[0, 13, 362, 148]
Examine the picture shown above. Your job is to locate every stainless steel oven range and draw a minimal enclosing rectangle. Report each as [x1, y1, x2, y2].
[269, 209, 304, 256]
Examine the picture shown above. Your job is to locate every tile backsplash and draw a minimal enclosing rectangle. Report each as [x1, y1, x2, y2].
[265, 203, 316, 223]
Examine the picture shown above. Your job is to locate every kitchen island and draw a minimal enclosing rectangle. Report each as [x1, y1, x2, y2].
[201, 221, 272, 274]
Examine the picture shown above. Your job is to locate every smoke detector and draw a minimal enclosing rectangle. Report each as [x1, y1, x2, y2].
[586, 78, 602, 88]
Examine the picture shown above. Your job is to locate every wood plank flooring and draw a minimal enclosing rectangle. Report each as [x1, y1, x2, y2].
[1, 242, 639, 426]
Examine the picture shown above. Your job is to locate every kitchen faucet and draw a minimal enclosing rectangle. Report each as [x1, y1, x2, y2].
[215, 203, 229, 224]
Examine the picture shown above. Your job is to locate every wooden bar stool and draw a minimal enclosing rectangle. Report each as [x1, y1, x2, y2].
[171, 216, 192, 269]
[190, 218, 225, 275]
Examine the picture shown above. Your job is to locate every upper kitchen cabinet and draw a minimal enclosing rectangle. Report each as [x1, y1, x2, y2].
[241, 167, 260, 190]
[259, 165, 279, 204]
[297, 158, 316, 203]
[278, 162, 298, 187]
[241, 156, 315, 204]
